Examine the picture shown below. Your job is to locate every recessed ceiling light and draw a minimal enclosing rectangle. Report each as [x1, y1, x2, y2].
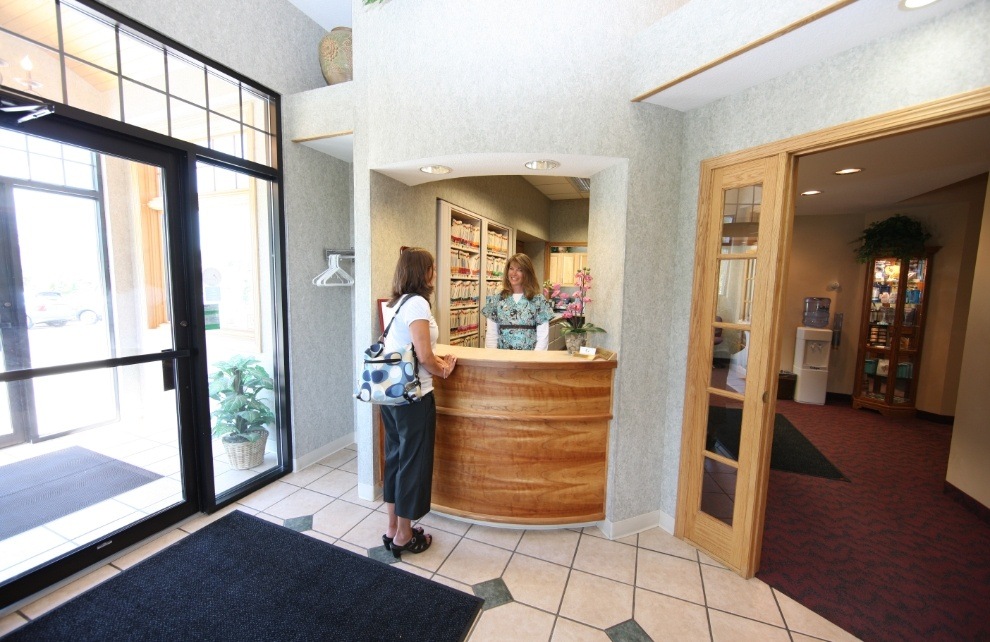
[834, 168, 863, 175]
[419, 165, 452, 174]
[801, 190, 822, 196]
[524, 160, 560, 171]
[900, 0, 940, 9]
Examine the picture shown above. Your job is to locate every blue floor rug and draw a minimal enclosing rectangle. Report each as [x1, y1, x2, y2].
[7, 511, 484, 641]
[0, 446, 162, 540]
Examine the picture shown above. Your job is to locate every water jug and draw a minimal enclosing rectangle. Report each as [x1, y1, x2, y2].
[803, 297, 831, 328]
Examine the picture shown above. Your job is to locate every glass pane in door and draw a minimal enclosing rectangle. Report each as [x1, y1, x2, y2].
[196, 162, 279, 497]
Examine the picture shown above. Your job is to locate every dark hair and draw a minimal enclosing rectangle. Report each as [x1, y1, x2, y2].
[500, 253, 540, 299]
[388, 247, 435, 306]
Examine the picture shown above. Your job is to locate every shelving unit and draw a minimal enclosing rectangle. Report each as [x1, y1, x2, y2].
[436, 200, 514, 346]
[852, 251, 934, 418]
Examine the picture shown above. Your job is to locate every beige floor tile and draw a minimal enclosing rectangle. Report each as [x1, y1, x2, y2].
[311, 499, 372, 537]
[709, 609, 790, 642]
[340, 511, 390, 550]
[774, 589, 862, 642]
[551, 617, 611, 641]
[469, 602, 555, 642]
[0, 527, 70, 572]
[634, 587, 711, 641]
[20, 565, 119, 619]
[516, 528, 580, 567]
[702, 566, 783, 627]
[112, 528, 187, 570]
[582, 526, 638, 546]
[638, 527, 699, 561]
[316, 448, 357, 468]
[237, 480, 298, 511]
[636, 548, 705, 605]
[465, 524, 524, 550]
[338, 457, 358, 473]
[559, 569, 633, 629]
[437, 538, 512, 586]
[393, 561, 433, 578]
[417, 512, 472, 536]
[305, 469, 358, 497]
[0, 612, 28, 636]
[502, 552, 570, 612]
[339, 486, 384, 510]
[332, 539, 364, 556]
[698, 549, 728, 569]
[572, 535, 637, 584]
[280, 463, 332, 487]
[264, 487, 335, 519]
[253, 512, 284, 526]
[430, 574, 474, 595]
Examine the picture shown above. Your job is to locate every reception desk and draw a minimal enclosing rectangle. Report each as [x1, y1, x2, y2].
[431, 344, 617, 526]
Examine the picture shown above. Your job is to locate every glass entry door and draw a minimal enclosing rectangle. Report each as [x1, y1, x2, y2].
[0, 120, 197, 602]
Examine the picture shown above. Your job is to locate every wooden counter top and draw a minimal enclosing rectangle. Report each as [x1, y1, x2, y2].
[429, 344, 616, 526]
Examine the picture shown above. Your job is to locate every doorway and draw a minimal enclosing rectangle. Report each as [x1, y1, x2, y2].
[677, 88, 990, 577]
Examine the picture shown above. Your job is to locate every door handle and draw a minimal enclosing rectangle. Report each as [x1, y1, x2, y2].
[763, 391, 769, 403]
[161, 355, 175, 392]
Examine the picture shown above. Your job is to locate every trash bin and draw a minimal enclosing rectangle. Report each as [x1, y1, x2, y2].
[777, 371, 797, 400]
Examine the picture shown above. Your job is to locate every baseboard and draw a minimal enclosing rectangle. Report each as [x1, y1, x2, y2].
[600, 509, 675, 539]
[917, 410, 954, 425]
[292, 432, 355, 472]
[944, 482, 990, 524]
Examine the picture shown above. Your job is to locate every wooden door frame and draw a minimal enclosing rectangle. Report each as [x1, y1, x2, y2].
[677, 86, 990, 577]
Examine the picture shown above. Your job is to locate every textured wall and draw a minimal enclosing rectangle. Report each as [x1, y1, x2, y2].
[549, 200, 590, 243]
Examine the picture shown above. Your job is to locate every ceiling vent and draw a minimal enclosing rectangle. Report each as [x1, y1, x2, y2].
[568, 177, 591, 193]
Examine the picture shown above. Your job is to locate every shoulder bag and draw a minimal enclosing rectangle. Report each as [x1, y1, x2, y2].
[355, 295, 422, 405]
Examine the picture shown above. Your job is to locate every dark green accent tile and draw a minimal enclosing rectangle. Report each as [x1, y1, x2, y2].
[283, 515, 313, 532]
[606, 619, 653, 642]
[472, 578, 511, 610]
[369, 545, 398, 564]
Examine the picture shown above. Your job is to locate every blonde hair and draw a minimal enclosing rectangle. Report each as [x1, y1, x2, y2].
[499, 253, 540, 299]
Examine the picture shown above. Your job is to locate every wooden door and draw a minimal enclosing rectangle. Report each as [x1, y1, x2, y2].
[675, 153, 793, 577]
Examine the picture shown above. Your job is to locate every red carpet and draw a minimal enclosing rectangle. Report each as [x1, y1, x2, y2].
[757, 400, 990, 642]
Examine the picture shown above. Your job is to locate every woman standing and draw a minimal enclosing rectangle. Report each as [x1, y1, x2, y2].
[380, 247, 457, 558]
[482, 253, 554, 350]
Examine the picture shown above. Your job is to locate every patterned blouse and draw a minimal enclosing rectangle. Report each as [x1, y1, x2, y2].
[482, 293, 554, 350]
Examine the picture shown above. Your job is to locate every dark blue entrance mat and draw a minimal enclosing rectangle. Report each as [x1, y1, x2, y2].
[0, 446, 162, 540]
[7, 510, 484, 641]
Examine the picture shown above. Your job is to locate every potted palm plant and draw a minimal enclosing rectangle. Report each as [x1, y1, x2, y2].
[209, 355, 275, 470]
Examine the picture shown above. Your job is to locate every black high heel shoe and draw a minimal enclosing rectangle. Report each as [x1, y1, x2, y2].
[382, 526, 424, 551]
[390, 531, 432, 558]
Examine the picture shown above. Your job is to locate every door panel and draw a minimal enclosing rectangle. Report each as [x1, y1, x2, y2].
[676, 154, 792, 576]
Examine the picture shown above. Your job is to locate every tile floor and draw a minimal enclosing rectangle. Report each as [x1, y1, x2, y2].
[0, 445, 861, 641]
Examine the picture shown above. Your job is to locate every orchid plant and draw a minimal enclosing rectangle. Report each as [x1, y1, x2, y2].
[543, 267, 606, 335]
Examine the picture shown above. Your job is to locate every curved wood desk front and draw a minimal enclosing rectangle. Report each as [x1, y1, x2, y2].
[431, 345, 617, 526]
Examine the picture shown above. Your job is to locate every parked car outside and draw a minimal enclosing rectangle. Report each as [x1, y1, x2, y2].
[25, 291, 102, 328]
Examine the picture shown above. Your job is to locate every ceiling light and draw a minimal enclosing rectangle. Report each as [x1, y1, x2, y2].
[801, 190, 822, 196]
[834, 168, 862, 175]
[419, 165, 452, 175]
[900, 0, 940, 9]
[524, 160, 560, 171]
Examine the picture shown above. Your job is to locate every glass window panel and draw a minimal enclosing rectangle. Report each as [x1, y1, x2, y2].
[705, 396, 744, 464]
[28, 150, 64, 185]
[701, 456, 736, 526]
[0, 129, 29, 178]
[166, 51, 206, 107]
[122, 79, 168, 136]
[209, 113, 241, 155]
[169, 98, 208, 146]
[208, 71, 241, 118]
[213, 165, 238, 192]
[1, 35, 63, 103]
[716, 258, 755, 324]
[59, 2, 118, 73]
[1, 0, 59, 49]
[119, 30, 166, 91]
[243, 129, 273, 167]
[892, 353, 916, 405]
[720, 183, 761, 253]
[64, 57, 121, 120]
[61, 142, 92, 163]
[63, 160, 96, 190]
[241, 88, 271, 133]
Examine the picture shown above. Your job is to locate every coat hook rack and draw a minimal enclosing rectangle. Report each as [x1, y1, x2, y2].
[313, 248, 355, 287]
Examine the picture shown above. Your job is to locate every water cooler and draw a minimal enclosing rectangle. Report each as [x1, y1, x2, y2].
[793, 327, 832, 404]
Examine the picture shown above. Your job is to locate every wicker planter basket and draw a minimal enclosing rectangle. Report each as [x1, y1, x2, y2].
[223, 430, 269, 470]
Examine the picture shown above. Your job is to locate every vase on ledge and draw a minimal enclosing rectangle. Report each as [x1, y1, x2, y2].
[319, 27, 353, 85]
[564, 333, 586, 355]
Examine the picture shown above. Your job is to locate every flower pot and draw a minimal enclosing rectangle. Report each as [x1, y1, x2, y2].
[222, 429, 269, 469]
[319, 27, 352, 85]
[564, 333, 586, 355]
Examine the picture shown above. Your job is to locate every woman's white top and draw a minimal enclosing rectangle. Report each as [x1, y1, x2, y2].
[383, 295, 438, 395]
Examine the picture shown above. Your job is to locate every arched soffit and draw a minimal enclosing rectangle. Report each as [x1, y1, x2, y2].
[373, 152, 627, 187]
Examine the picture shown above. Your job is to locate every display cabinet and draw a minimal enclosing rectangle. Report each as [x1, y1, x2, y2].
[436, 200, 514, 347]
[852, 251, 934, 417]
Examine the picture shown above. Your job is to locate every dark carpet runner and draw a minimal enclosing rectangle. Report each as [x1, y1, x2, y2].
[758, 400, 990, 642]
[0, 446, 161, 540]
[6, 510, 483, 642]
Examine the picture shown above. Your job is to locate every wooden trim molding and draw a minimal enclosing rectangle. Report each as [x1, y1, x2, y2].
[291, 130, 353, 144]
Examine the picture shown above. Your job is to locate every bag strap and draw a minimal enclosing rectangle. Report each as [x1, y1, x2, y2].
[379, 294, 413, 342]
